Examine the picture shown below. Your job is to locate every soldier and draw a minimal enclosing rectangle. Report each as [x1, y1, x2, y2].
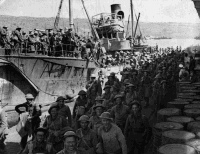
[98, 112, 127, 154]
[89, 103, 105, 134]
[12, 27, 23, 54]
[15, 93, 41, 153]
[101, 85, 112, 110]
[73, 90, 88, 119]
[1, 26, 12, 55]
[76, 115, 98, 154]
[27, 32, 36, 52]
[22, 127, 56, 154]
[0, 106, 8, 153]
[141, 70, 152, 107]
[124, 102, 151, 154]
[57, 131, 87, 154]
[125, 84, 138, 107]
[110, 95, 129, 131]
[56, 96, 72, 127]
[86, 74, 102, 109]
[105, 72, 120, 87]
[43, 104, 71, 152]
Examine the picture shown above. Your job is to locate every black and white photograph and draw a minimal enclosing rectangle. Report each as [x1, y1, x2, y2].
[0, 0, 200, 154]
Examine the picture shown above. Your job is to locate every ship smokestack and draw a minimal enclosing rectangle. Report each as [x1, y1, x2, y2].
[111, 4, 124, 19]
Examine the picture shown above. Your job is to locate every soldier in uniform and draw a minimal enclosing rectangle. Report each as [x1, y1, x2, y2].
[125, 84, 138, 107]
[98, 112, 127, 154]
[27, 32, 36, 52]
[73, 90, 88, 119]
[22, 127, 56, 154]
[110, 95, 129, 131]
[1, 26, 12, 55]
[12, 27, 23, 54]
[101, 85, 112, 110]
[141, 70, 152, 107]
[76, 115, 98, 154]
[124, 102, 151, 154]
[15, 93, 41, 153]
[57, 131, 87, 154]
[86, 74, 102, 109]
[43, 105, 71, 152]
[89, 103, 105, 134]
[56, 96, 72, 127]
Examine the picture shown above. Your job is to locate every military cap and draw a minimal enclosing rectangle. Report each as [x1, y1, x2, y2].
[126, 84, 135, 88]
[93, 103, 105, 110]
[56, 96, 66, 102]
[34, 127, 47, 134]
[78, 90, 87, 95]
[99, 112, 113, 120]
[114, 94, 123, 100]
[78, 115, 90, 122]
[103, 85, 111, 90]
[64, 131, 79, 139]
[109, 72, 115, 77]
[48, 104, 59, 114]
[95, 96, 104, 101]
[124, 79, 130, 85]
[25, 93, 34, 99]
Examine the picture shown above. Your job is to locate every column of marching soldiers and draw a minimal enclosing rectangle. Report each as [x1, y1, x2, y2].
[0, 45, 199, 154]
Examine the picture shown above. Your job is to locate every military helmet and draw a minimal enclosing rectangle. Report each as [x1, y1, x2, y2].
[78, 115, 90, 122]
[64, 131, 79, 139]
[25, 93, 34, 99]
[78, 90, 87, 95]
[48, 104, 59, 114]
[114, 94, 123, 100]
[99, 112, 113, 121]
[56, 96, 66, 102]
[34, 127, 47, 134]
[93, 103, 105, 110]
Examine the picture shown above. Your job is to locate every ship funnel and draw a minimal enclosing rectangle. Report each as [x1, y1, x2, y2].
[111, 4, 124, 19]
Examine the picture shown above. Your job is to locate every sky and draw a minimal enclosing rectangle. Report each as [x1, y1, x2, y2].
[0, 0, 199, 23]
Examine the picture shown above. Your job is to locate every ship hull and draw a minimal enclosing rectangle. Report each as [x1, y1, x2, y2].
[0, 49, 101, 126]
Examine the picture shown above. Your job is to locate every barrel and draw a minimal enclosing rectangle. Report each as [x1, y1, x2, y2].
[181, 86, 197, 90]
[178, 93, 196, 96]
[196, 117, 200, 121]
[193, 96, 200, 100]
[187, 139, 200, 154]
[184, 109, 200, 118]
[162, 130, 195, 145]
[153, 122, 184, 152]
[167, 116, 194, 128]
[185, 104, 200, 109]
[174, 98, 193, 102]
[178, 95, 196, 99]
[167, 101, 189, 110]
[183, 90, 200, 93]
[193, 101, 200, 104]
[188, 121, 200, 133]
[158, 144, 197, 154]
[157, 108, 181, 122]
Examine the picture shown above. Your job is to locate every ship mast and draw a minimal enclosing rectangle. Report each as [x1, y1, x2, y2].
[69, 0, 74, 29]
[130, 0, 134, 43]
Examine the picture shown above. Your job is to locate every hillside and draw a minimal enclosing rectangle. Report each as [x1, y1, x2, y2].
[0, 15, 200, 39]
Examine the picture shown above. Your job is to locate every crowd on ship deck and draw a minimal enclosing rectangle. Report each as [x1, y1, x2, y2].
[0, 26, 176, 68]
[0, 38, 200, 154]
